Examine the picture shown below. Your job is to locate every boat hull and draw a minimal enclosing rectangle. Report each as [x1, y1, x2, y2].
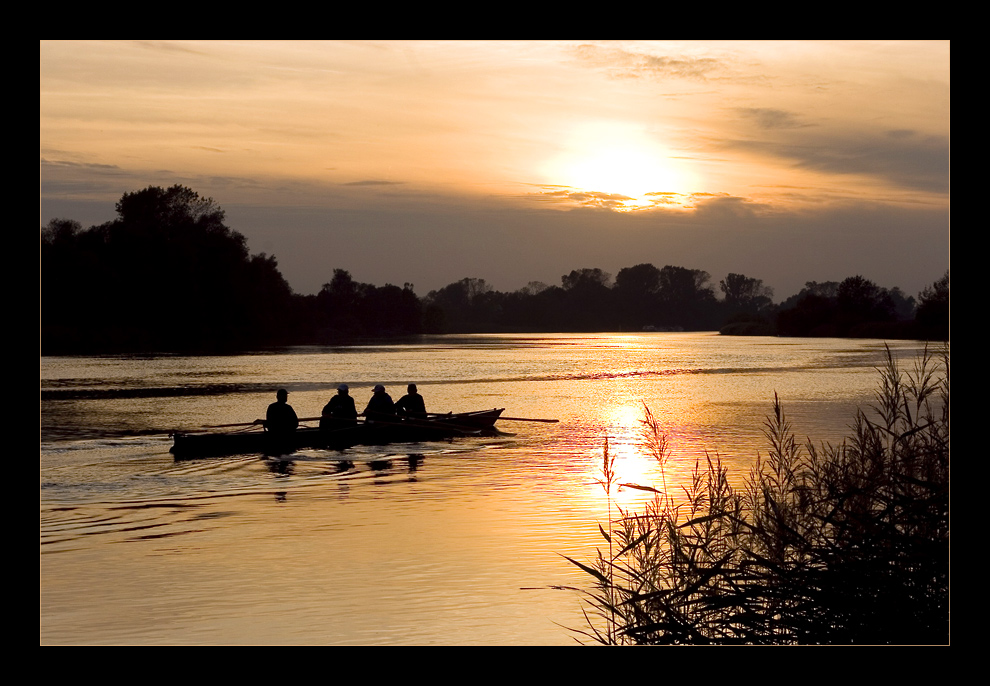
[170, 409, 504, 459]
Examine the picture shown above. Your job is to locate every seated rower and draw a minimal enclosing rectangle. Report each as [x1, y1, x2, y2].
[321, 384, 358, 430]
[260, 388, 299, 455]
[363, 384, 396, 423]
[395, 383, 427, 420]
[265, 388, 299, 435]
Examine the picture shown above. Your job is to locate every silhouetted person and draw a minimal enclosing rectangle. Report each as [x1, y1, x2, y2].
[363, 384, 396, 423]
[321, 384, 358, 431]
[264, 388, 298, 432]
[395, 383, 427, 419]
[263, 388, 298, 454]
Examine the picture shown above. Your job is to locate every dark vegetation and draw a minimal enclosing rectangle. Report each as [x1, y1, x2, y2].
[561, 346, 949, 644]
[41, 185, 949, 354]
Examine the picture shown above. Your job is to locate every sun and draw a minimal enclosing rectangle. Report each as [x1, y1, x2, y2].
[544, 122, 695, 210]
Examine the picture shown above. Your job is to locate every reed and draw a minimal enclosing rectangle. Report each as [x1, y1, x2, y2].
[563, 345, 949, 644]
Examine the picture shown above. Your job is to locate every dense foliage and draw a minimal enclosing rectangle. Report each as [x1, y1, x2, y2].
[42, 186, 298, 353]
[564, 346, 949, 644]
[40, 185, 424, 353]
[774, 276, 941, 339]
[41, 185, 949, 354]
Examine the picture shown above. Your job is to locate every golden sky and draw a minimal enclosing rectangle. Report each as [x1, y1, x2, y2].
[40, 40, 949, 297]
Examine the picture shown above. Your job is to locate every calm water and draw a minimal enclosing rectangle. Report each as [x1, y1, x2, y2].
[40, 333, 933, 645]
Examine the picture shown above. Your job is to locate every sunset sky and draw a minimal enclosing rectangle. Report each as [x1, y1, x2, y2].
[40, 40, 950, 300]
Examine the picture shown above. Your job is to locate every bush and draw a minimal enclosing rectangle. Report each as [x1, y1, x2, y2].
[562, 346, 949, 644]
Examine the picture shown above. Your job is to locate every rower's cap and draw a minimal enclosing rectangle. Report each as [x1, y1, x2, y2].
[338, 384, 349, 391]
[277, 388, 289, 397]
[374, 384, 385, 392]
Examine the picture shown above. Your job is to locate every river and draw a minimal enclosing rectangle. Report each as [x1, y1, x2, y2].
[40, 332, 934, 645]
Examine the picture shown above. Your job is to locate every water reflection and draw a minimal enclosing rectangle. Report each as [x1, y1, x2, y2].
[266, 456, 295, 476]
[331, 459, 355, 474]
[40, 334, 938, 645]
[592, 402, 717, 511]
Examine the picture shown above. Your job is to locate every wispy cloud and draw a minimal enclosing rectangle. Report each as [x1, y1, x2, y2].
[724, 128, 949, 195]
[571, 44, 725, 81]
[736, 107, 810, 130]
[343, 179, 405, 187]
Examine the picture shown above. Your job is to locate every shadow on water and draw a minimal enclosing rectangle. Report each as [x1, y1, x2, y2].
[261, 452, 424, 479]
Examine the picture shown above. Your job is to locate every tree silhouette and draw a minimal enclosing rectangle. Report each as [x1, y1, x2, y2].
[614, 263, 662, 329]
[41, 185, 296, 353]
[719, 273, 774, 316]
[915, 270, 949, 340]
[657, 265, 717, 329]
[41, 184, 946, 350]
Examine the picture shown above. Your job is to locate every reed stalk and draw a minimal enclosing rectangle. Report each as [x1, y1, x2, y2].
[563, 344, 949, 644]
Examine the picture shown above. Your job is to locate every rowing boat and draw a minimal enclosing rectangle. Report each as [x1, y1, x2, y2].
[169, 408, 505, 459]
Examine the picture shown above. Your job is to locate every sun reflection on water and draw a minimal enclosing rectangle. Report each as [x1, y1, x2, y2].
[593, 405, 663, 510]
[589, 398, 735, 514]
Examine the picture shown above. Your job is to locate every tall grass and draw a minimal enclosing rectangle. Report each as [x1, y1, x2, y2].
[563, 345, 949, 644]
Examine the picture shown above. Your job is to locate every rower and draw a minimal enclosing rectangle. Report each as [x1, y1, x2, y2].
[265, 389, 299, 434]
[363, 384, 396, 423]
[259, 388, 299, 455]
[321, 384, 358, 430]
[395, 383, 427, 420]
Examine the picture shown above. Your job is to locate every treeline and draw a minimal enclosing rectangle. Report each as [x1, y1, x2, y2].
[773, 274, 948, 340]
[40, 185, 949, 355]
[424, 266, 761, 333]
[416, 267, 948, 341]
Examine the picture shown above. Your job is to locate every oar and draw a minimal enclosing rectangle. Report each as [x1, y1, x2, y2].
[498, 416, 559, 423]
[203, 415, 349, 429]
[202, 413, 558, 429]
[202, 420, 266, 428]
[422, 411, 558, 425]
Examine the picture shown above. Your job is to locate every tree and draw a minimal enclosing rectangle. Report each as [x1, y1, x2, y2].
[719, 273, 774, 315]
[615, 263, 661, 295]
[778, 281, 840, 312]
[915, 270, 949, 340]
[560, 268, 616, 330]
[614, 263, 662, 329]
[657, 265, 718, 329]
[40, 185, 296, 353]
[519, 281, 550, 296]
[886, 287, 917, 321]
[41, 218, 81, 245]
[41, 219, 88, 345]
[836, 275, 896, 335]
[776, 277, 910, 338]
[115, 185, 228, 230]
[775, 292, 838, 337]
[425, 278, 500, 332]
[562, 267, 612, 291]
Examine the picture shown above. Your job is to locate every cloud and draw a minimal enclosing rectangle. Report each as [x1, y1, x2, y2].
[723, 127, 949, 196]
[795, 130, 950, 194]
[736, 107, 809, 130]
[528, 187, 636, 210]
[40, 158, 136, 202]
[343, 179, 405, 187]
[131, 40, 213, 57]
[689, 193, 771, 219]
[571, 44, 725, 81]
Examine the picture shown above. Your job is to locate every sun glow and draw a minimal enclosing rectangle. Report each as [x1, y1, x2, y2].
[544, 122, 696, 210]
[597, 404, 666, 507]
